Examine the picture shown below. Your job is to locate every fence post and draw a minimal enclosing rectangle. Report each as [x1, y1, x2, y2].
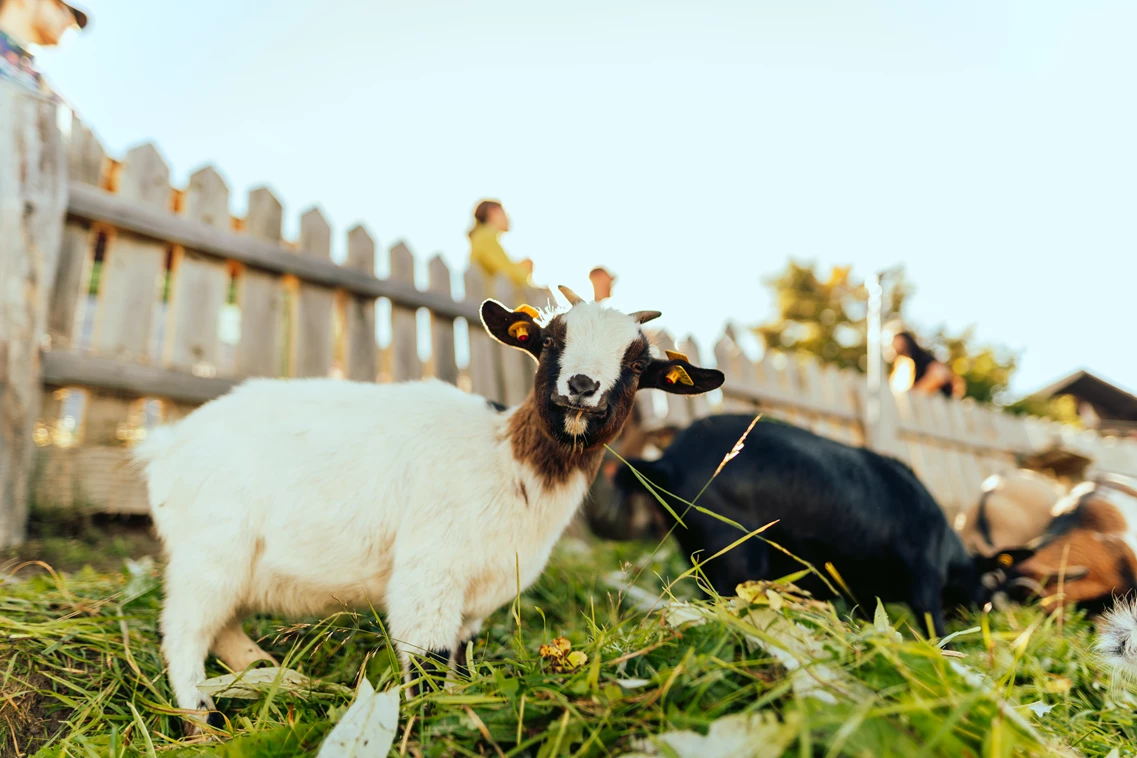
[0, 87, 67, 547]
[862, 271, 902, 457]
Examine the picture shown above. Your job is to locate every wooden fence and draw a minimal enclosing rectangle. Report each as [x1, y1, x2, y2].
[4, 92, 1137, 547]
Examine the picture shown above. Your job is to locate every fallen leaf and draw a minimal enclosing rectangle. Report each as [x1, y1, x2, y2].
[662, 602, 710, 629]
[873, 599, 903, 643]
[198, 666, 352, 700]
[621, 710, 798, 758]
[615, 678, 652, 689]
[317, 677, 400, 758]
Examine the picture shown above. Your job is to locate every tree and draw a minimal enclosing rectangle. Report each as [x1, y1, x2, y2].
[754, 261, 1017, 405]
[753, 261, 911, 373]
[931, 327, 1017, 405]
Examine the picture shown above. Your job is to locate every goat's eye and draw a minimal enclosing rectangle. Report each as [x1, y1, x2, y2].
[542, 336, 555, 348]
[632, 360, 648, 374]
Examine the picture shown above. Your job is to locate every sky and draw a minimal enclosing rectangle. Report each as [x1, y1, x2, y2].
[34, 0, 1137, 397]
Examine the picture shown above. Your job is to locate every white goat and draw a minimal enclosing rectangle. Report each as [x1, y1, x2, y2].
[134, 286, 723, 729]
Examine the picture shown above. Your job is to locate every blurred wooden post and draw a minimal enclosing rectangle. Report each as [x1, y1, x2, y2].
[237, 187, 285, 377]
[40, 117, 104, 450]
[389, 241, 422, 382]
[166, 166, 230, 374]
[496, 277, 531, 406]
[428, 255, 459, 385]
[656, 330, 692, 429]
[464, 267, 499, 401]
[292, 208, 335, 377]
[344, 225, 377, 381]
[679, 335, 711, 419]
[0, 87, 67, 547]
[86, 144, 170, 444]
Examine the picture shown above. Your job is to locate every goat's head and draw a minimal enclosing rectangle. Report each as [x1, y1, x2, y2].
[480, 286, 723, 447]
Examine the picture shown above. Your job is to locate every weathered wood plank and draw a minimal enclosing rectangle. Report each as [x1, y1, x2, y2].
[91, 143, 169, 360]
[463, 267, 499, 401]
[714, 333, 755, 414]
[428, 255, 459, 385]
[678, 336, 711, 419]
[236, 187, 285, 377]
[389, 242, 422, 382]
[84, 144, 169, 449]
[68, 182, 480, 320]
[497, 277, 532, 406]
[35, 446, 151, 515]
[799, 355, 834, 438]
[47, 117, 103, 346]
[656, 331, 692, 429]
[291, 208, 335, 377]
[165, 166, 230, 374]
[42, 350, 238, 404]
[344, 225, 377, 382]
[0, 88, 67, 546]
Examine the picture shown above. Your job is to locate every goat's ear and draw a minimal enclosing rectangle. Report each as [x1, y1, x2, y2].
[481, 299, 544, 361]
[976, 547, 1035, 574]
[639, 353, 724, 396]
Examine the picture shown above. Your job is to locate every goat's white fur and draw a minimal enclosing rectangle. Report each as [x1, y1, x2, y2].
[1097, 595, 1137, 683]
[136, 377, 592, 715]
[556, 305, 641, 409]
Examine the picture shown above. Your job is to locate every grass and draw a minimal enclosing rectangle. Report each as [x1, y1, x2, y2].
[3, 529, 1137, 758]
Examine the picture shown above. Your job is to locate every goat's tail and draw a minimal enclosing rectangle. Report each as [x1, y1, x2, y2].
[131, 424, 178, 467]
[1096, 595, 1137, 682]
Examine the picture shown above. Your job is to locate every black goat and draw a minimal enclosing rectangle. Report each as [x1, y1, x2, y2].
[609, 415, 989, 636]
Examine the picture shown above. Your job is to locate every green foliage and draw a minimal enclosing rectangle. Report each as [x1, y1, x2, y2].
[1005, 394, 1083, 426]
[932, 326, 1018, 405]
[755, 261, 1018, 405]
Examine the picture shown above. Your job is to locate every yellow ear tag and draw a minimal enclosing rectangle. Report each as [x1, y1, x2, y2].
[997, 553, 1014, 567]
[514, 304, 540, 319]
[507, 321, 531, 343]
[665, 365, 694, 386]
[665, 350, 690, 363]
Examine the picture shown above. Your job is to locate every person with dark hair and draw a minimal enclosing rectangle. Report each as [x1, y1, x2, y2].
[468, 199, 532, 287]
[0, 0, 87, 97]
[891, 330, 965, 399]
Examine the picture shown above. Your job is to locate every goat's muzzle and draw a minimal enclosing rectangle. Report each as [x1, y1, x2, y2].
[551, 395, 608, 416]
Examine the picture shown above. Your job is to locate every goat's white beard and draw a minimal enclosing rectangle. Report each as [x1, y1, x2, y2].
[564, 412, 589, 438]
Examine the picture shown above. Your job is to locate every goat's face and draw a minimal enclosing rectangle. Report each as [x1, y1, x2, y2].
[481, 289, 724, 447]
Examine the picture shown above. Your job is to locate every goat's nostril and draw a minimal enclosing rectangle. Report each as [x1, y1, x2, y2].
[567, 374, 600, 397]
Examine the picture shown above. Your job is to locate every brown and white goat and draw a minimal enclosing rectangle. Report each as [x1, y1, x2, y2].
[133, 286, 723, 730]
[957, 469, 1067, 557]
[993, 474, 1137, 610]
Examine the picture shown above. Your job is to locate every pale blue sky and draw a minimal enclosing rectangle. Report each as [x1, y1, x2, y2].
[36, 0, 1136, 396]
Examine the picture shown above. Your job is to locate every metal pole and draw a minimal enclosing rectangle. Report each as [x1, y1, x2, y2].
[865, 271, 883, 435]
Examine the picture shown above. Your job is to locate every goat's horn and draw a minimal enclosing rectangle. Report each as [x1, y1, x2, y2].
[629, 310, 661, 325]
[558, 285, 584, 305]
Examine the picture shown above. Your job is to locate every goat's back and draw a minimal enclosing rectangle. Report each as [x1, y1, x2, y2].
[135, 378, 510, 552]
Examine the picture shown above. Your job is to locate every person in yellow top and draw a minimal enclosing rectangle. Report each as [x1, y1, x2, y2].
[468, 200, 532, 287]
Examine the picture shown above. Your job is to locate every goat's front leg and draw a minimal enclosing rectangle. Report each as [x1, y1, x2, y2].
[161, 555, 244, 733]
[386, 561, 464, 700]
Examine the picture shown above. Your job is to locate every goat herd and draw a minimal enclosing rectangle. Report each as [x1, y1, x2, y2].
[131, 287, 1137, 733]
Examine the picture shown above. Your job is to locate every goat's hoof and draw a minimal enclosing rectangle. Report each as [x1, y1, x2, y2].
[182, 703, 225, 738]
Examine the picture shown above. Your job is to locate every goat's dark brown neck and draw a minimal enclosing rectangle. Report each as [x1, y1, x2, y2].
[507, 392, 619, 488]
